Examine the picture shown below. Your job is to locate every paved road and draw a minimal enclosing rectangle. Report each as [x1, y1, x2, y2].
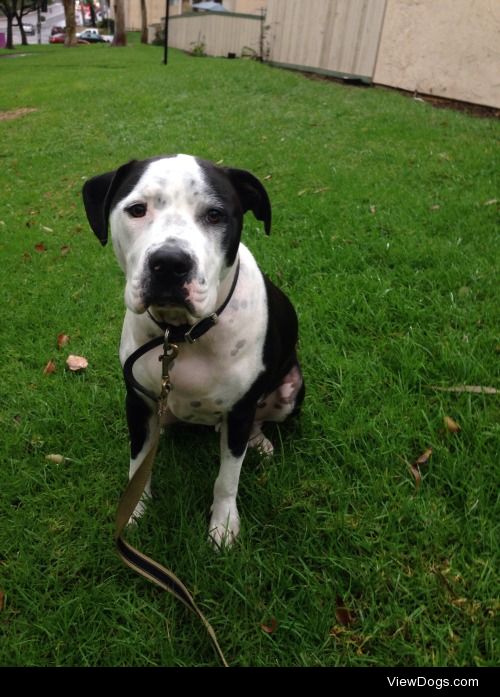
[0, 2, 66, 45]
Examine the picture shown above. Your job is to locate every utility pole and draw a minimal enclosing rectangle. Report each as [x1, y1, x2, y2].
[163, 0, 170, 65]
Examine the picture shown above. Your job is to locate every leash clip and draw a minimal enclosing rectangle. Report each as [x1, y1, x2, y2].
[158, 329, 179, 422]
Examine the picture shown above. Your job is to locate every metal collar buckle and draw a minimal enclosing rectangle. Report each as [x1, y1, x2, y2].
[184, 313, 218, 344]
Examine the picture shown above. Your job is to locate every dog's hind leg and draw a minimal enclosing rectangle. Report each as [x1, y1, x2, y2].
[248, 420, 274, 456]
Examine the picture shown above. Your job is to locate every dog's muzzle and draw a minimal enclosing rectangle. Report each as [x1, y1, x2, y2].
[144, 246, 196, 308]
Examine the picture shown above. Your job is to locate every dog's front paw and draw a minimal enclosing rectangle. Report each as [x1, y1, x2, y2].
[208, 500, 240, 550]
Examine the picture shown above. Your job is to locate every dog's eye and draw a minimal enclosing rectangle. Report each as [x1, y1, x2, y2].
[205, 208, 225, 225]
[126, 203, 147, 218]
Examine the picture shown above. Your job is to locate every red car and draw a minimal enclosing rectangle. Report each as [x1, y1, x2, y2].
[49, 33, 89, 44]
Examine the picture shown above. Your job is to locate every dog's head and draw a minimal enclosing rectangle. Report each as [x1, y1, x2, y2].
[82, 154, 271, 322]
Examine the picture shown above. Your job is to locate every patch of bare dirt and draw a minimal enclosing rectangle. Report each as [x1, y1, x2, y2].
[0, 107, 38, 121]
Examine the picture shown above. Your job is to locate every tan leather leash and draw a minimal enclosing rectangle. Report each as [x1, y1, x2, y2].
[114, 330, 229, 667]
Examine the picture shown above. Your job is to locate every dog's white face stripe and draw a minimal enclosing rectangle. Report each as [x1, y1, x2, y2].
[109, 155, 238, 322]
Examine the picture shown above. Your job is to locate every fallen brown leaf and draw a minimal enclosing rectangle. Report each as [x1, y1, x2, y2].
[57, 333, 70, 350]
[66, 355, 88, 372]
[415, 448, 433, 466]
[444, 416, 461, 433]
[0, 590, 4, 611]
[60, 245, 71, 256]
[34, 243, 46, 253]
[409, 448, 432, 490]
[410, 463, 422, 490]
[335, 596, 355, 627]
[43, 360, 56, 375]
[263, 174, 272, 181]
[260, 617, 278, 634]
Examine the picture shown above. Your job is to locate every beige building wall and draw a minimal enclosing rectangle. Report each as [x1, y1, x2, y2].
[374, 0, 500, 108]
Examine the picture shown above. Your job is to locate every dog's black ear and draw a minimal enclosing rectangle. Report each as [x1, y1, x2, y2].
[82, 160, 138, 246]
[225, 168, 272, 235]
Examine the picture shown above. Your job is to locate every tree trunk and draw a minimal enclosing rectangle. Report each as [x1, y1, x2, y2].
[89, 1, 97, 27]
[140, 0, 148, 44]
[6, 15, 14, 49]
[15, 12, 28, 45]
[63, 0, 78, 46]
[112, 0, 127, 47]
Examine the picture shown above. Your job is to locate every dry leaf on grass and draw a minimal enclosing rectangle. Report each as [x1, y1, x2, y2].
[66, 355, 88, 371]
[43, 360, 56, 375]
[409, 448, 432, 490]
[57, 333, 70, 349]
[34, 243, 46, 253]
[260, 618, 278, 634]
[0, 590, 4, 612]
[0, 107, 37, 121]
[444, 416, 461, 433]
[335, 596, 355, 627]
[415, 448, 433, 466]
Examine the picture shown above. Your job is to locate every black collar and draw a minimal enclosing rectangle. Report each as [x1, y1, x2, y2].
[146, 258, 240, 344]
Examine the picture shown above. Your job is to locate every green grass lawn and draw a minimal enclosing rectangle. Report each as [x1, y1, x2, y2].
[0, 38, 498, 667]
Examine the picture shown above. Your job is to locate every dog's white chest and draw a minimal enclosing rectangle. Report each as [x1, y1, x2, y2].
[167, 314, 265, 424]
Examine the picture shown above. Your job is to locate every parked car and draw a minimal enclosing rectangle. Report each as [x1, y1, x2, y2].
[23, 23, 35, 35]
[49, 33, 89, 45]
[51, 25, 66, 36]
[76, 28, 112, 43]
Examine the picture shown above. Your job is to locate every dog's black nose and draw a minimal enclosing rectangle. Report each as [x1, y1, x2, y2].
[148, 248, 194, 282]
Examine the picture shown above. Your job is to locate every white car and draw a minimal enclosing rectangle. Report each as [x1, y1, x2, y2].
[76, 28, 112, 43]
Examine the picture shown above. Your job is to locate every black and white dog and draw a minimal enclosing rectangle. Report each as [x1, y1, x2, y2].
[83, 154, 304, 547]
